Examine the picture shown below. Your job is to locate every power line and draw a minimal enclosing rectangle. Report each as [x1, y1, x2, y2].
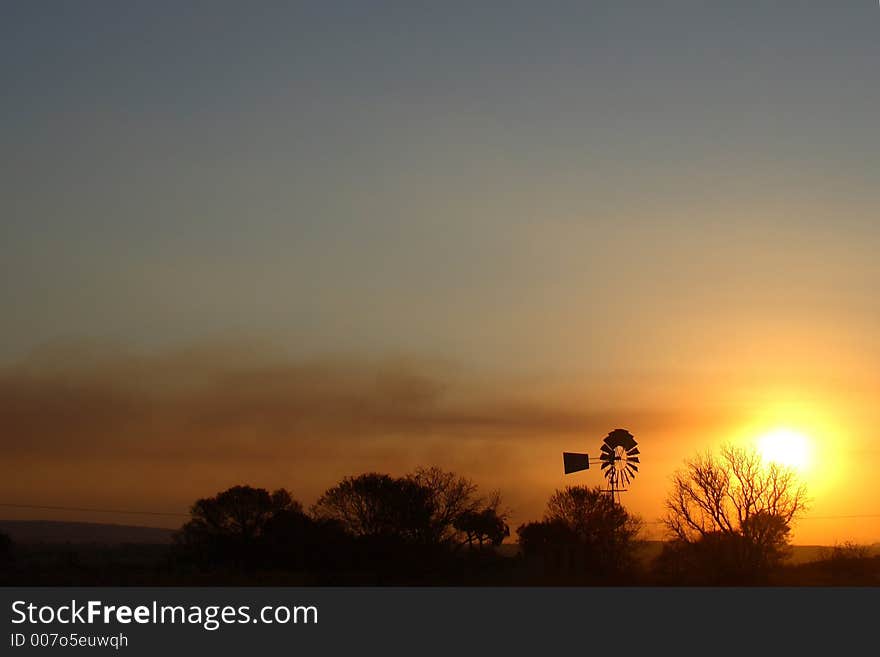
[0, 503, 188, 518]
[799, 514, 880, 520]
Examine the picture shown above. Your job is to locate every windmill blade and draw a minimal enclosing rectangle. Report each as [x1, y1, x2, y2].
[563, 452, 590, 474]
[627, 463, 639, 473]
[605, 429, 637, 451]
[600, 444, 614, 455]
[626, 447, 640, 456]
[601, 461, 611, 470]
[628, 456, 640, 464]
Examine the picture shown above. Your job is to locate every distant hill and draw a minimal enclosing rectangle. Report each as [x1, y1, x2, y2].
[787, 545, 828, 564]
[0, 520, 175, 545]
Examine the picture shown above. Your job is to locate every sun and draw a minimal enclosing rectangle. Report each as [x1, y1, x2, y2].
[756, 428, 813, 472]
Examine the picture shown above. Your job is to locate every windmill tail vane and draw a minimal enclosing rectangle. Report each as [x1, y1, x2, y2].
[563, 428, 640, 504]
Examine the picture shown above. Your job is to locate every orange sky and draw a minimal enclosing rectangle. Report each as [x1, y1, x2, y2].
[1, 341, 878, 545]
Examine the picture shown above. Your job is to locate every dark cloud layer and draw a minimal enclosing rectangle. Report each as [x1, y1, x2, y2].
[0, 344, 728, 527]
[1, 348, 662, 460]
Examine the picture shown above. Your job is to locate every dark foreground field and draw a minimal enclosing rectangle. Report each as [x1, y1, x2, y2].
[1, 521, 878, 586]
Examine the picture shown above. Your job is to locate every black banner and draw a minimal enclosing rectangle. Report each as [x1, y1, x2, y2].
[2, 587, 876, 654]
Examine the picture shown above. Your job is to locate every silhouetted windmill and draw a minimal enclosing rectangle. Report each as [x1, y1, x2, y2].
[563, 429, 640, 504]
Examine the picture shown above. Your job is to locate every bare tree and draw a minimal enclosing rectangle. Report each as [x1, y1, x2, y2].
[408, 466, 509, 546]
[408, 466, 479, 544]
[662, 444, 808, 577]
[664, 444, 807, 541]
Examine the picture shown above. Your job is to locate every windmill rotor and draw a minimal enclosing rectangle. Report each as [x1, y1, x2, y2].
[598, 429, 640, 499]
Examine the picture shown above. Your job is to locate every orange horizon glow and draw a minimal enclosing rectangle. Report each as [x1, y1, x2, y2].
[0, 343, 878, 547]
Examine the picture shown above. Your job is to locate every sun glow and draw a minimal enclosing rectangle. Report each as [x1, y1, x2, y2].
[728, 392, 846, 498]
[756, 428, 813, 472]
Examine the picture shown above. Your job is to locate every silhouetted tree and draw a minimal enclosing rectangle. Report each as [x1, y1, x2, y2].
[261, 509, 352, 572]
[543, 485, 643, 572]
[454, 508, 510, 548]
[516, 486, 642, 580]
[175, 485, 300, 565]
[741, 510, 792, 568]
[0, 531, 12, 564]
[823, 541, 870, 561]
[819, 541, 874, 582]
[311, 473, 434, 544]
[516, 520, 579, 558]
[408, 466, 510, 547]
[662, 445, 807, 580]
[408, 466, 479, 544]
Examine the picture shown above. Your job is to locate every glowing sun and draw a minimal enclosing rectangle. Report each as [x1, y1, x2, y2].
[756, 428, 813, 472]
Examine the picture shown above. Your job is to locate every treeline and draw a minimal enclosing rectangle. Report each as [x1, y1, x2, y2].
[171, 465, 648, 584]
[172, 467, 515, 583]
[167, 446, 818, 585]
[7, 446, 872, 585]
